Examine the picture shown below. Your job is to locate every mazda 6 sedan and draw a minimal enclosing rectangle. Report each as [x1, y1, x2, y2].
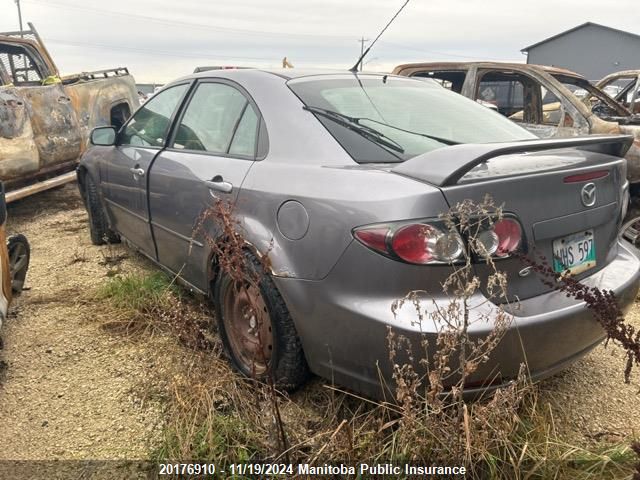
[77, 69, 640, 398]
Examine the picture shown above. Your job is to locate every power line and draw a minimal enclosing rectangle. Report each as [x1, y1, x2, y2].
[22, 0, 354, 41]
[46, 37, 278, 62]
[378, 40, 522, 61]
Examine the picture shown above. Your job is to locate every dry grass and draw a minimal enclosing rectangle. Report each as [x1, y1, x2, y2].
[85, 196, 640, 479]
[88, 269, 640, 478]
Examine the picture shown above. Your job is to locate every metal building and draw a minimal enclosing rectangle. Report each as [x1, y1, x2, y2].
[521, 22, 640, 81]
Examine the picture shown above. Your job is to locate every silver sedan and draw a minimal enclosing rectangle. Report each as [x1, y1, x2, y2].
[77, 69, 640, 398]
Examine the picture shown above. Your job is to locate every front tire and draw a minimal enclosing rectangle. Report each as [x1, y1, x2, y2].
[214, 254, 308, 390]
[84, 174, 119, 245]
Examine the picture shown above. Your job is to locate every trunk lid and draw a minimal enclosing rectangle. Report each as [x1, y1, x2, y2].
[392, 136, 632, 301]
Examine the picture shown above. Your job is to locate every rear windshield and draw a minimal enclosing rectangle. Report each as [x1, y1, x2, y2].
[288, 75, 536, 163]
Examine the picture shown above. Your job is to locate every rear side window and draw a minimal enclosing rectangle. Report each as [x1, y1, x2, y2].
[0, 43, 43, 85]
[412, 70, 466, 93]
[229, 106, 259, 156]
[172, 82, 258, 158]
[119, 84, 188, 147]
[477, 74, 525, 117]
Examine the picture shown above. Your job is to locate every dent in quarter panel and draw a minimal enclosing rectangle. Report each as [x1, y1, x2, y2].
[236, 160, 450, 280]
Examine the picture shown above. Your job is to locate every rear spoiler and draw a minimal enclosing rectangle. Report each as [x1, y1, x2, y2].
[391, 135, 634, 187]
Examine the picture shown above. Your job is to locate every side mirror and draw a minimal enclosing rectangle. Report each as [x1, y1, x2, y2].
[90, 126, 117, 146]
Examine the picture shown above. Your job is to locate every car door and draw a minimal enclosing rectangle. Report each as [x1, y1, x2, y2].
[0, 76, 40, 181]
[101, 82, 190, 257]
[148, 80, 264, 290]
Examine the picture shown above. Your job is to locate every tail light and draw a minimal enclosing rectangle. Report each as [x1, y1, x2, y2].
[354, 216, 523, 264]
[354, 222, 464, 265]
[473, 218, 522, 258]
[392, 224, 464, 264]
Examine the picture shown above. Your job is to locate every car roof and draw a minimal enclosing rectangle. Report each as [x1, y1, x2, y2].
[178, 68, 394, 83]
[393, 61, 583, 78]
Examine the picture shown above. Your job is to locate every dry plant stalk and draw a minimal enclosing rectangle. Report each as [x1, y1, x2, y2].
[192, 199, 289, 462]
[517, 250, 640, 383]
[389, 195, 524, 467]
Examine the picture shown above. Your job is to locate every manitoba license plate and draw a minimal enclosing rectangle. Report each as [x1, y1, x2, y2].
[552, 230, 596, 274]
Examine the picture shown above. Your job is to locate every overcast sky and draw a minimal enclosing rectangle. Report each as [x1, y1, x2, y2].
[1, 0, 638, 83]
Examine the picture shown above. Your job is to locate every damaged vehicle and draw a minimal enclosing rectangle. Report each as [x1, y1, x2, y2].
[0, 23, 138, 202]
[595, 70, 640, 114]
[392, 62, 640, 184]
[78, 70, 639, 399]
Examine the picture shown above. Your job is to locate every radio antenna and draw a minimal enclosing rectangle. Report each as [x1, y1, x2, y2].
[349, 0, 410, 73]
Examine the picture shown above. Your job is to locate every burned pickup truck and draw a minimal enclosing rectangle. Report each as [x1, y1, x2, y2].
[0, 23, 138, 201]
[392, 62, 640, 184]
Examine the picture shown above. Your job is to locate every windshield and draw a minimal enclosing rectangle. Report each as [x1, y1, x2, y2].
[551, 73, 631, 118]
[288, 75, 536, 163]
[599, 75, 640, 105]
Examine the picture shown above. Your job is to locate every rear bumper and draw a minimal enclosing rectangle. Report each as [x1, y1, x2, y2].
[274, 239, 640, 400]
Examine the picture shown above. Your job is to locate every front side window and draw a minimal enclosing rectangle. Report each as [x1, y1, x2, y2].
[539, 87, 563, 125]
[119, 83, 189, 147]
[173, 82, 257, 157]
[289, 75, 534, 163]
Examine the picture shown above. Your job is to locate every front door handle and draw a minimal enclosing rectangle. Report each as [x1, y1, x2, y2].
[204, 176, 233, 194]
[129, 167, 145, 177]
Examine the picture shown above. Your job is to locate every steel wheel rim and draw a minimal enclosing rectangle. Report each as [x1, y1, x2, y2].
[222, 279, 273, 375]
[9, 241, 28, 289]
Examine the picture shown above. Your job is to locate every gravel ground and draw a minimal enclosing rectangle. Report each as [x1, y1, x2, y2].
[0, 185, 177, 459]
[0, 183, 637, 460]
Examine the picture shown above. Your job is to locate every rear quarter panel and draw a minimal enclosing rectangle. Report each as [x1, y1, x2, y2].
[238, 162, 451, 280]
[224, 71, 452, 280]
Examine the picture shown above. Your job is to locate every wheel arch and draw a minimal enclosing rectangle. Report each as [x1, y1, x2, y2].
[206, 239, 268, 296]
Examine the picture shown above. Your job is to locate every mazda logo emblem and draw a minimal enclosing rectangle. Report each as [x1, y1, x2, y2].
[581, 183, 596, 207]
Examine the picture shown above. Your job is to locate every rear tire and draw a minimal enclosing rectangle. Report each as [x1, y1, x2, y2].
[7, 234, 30, 293]
[214, 253, 308, 391]
[85, 174, 119, 245]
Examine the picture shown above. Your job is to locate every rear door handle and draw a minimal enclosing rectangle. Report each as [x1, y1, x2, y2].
[129, 167, 145, 176]
[204, 176, 233, 193]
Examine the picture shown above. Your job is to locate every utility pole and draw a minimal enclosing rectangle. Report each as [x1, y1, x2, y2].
[15, 0, 24, 35]
[357, 37, 369, 71]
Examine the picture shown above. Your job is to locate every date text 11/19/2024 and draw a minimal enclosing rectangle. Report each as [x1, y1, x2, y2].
[158, 463, 467, 476]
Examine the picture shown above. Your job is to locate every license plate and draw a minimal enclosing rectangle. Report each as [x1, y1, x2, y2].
[552, 230, 596, 274]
